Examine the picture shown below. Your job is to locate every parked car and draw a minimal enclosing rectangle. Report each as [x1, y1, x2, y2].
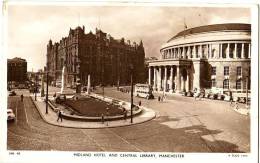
[7, 109, 15, 121]
[8, 91, 16, 96]
[186, 91, 194, 97]
[209, 93, 218, 100]
[194, 89, 205, 98]
[18, 84, 26, 89]
[56, 81, 62, 88]
[217, 94, 225, 100]
[55, 94, 67, 104]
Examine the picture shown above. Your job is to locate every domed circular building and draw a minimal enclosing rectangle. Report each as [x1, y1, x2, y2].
[148, 23, 251, 94]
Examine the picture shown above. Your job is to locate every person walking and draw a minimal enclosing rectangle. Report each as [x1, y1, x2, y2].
[57, 110, 63, 122]
[20, 94, 24, 102]
[139, 100, 142, 106]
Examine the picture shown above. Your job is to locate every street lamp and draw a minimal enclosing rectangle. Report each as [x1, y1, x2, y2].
[130, 64, 134, 123]
[45, 70, 49, 114]
[246, 75, 249, 106]
[34, 73, 37, 101]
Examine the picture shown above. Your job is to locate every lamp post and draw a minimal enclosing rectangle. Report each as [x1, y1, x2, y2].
[34, 73, 37, 101]
[246, 75, 249, 106]
[130, 64, 134, 123]
[45, 70, 49, 114]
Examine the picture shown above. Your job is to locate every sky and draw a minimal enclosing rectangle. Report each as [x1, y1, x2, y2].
[7, 4, 250, 71]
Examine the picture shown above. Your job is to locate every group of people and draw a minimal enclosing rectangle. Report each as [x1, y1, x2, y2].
[158, 95, 166, 102]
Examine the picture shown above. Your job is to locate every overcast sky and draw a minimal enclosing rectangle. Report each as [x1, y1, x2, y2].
[7, 4, 250, 71]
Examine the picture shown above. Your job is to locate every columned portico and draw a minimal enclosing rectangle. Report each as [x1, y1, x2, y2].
[148, 23, 251, 95]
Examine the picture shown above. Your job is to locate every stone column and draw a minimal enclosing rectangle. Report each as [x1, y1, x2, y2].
[158, 66, 162, 91]
[227, 43, 230, 59]
[208, 44, 212, 59]
[192, 45, 195, 58]
[193, 61, 201, 90]
[198, 45, 202, 58]
[153, 67, 156, 90]
[183, 47, 186, 59]
[187, 46, 191, 58]
[234, 43, 237, 59]
[241, 43, 245, 58]
[186, 70, 190, 91]
[164, 66, 167, 92]
[181, 75, 185, 91]
[220, 44, 222, 58]
[176, 66, 181, 93]
[178, 47, 181, 58]
[148, 67, 151, 85]
[169, 66, 173, 93]
[248, 44, 251, 58]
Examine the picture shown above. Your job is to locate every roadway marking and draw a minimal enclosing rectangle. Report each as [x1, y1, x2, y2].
[80, 129, 106, 151]
[23, 98, 29, 124]
[15, 99, 18, 124]
[105, 128, 144, 152]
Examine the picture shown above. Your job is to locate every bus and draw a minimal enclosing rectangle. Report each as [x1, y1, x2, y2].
[134, 84, 154, 99]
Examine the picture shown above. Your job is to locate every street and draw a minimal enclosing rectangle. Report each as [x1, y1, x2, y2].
[7, 88, 250, 152]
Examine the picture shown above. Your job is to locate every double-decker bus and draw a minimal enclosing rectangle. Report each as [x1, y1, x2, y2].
[134, 84, 154, 99]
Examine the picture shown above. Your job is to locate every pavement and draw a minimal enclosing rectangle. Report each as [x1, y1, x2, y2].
[30, 94, 156, 129]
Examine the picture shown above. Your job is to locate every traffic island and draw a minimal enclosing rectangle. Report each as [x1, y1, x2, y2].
[30, 93, 156, 129]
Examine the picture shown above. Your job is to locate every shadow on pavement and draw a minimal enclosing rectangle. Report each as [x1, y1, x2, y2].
[112, 115, 246, 153]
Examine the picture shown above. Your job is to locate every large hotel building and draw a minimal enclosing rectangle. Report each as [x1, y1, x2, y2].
[148, 23, 251, 93]
[7, 57, 27, 83]
[47, 26, 145, 86]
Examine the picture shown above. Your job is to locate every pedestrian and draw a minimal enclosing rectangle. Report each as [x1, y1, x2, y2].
[21, 94, 23, 102]
[124, 110, 127, 121]
[158, 96, 161, 102]
[230, 91, 233, 105]
[139, 100, 142, 106]
[57, 110, 63, 122]
[106, 107, 109, 126]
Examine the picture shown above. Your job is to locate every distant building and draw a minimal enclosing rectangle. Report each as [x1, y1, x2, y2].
[47, 26, 145, 86]
[148, 23, 251, 93]
[7, 57, 27, 83]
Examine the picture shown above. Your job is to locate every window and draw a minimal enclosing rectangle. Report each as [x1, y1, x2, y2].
[211, 67, 216, 75]
[236, 79, 242, 89]
[237, 66, 242, 76]
[223, 79, 229, 89]
[224, 66, 229, 76]
[211, 79, 216, 87]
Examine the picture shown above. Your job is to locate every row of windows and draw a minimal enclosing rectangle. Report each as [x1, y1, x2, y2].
[211, 66, 242, 76]
[211, 79, 242, 89]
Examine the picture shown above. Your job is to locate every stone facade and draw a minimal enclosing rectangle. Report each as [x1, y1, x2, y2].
[148, 23, 251, 93]
[7, 57, 27, 83]
[47, 26, 145, 86]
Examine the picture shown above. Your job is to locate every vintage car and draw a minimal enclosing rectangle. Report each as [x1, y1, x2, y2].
[7, 109, 16, 121]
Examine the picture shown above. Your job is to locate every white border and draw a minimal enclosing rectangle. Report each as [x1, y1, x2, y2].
[1, 1, 259, 163]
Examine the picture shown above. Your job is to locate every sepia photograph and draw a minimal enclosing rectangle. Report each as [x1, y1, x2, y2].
[1, 1, 259, 163]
